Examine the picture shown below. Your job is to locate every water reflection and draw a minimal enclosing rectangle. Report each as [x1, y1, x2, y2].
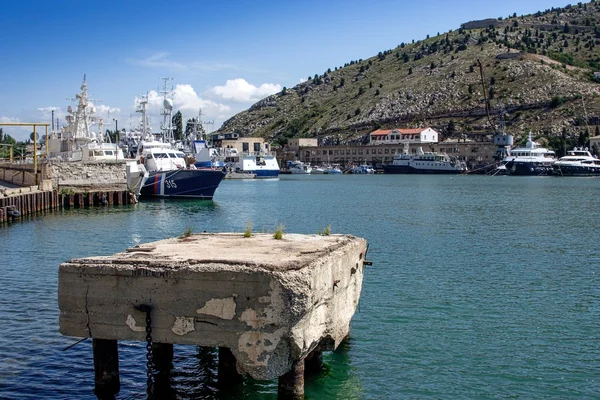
[306, 338, 364, 400]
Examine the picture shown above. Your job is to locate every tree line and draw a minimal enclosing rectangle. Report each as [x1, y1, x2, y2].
[0, 128, 28, 159]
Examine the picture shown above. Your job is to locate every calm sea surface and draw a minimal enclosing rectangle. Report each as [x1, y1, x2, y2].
[0, 174, 599, 399]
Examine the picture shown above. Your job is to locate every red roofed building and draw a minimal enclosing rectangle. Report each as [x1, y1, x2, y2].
[369, 127, 439, 145]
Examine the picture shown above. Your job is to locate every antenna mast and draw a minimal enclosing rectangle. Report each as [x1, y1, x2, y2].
[136, 93, 150, 140]
[191, 108, 215, 140]
[159, 77, 174, 143]
[64, 74, 102, 140]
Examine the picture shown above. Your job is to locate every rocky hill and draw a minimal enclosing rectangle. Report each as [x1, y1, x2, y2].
[218, 1, 600, 147]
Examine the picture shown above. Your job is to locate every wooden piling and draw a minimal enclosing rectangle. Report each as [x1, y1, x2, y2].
[92, 338, 120, 396]
[1, 188, 137, 225]
[278, 360, 305, 400]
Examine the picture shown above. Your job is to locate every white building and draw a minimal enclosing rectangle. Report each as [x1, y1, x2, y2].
[369, 127, 439, 145]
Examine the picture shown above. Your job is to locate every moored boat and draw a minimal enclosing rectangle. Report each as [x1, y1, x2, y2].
[287, 160, 312, 174]
[137, 140, 225, 198]
[135, 81, 226, 199]
[552, 147, 600, 176]
[310, 166, 326, 174]
[190, 139, 224, 169]
[350, 164, 375, 174]
[223, 147, 279, 178]
[45, 75, 148, 198]
[382, 147, 467, 174]
[503, 133, 555, 176]
[324, 164, 343, 174]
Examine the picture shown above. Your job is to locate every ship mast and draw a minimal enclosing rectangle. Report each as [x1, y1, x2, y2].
[64, 74, 102, 145]
[159, 77, 174, 143]
[187, 108, 213, 141]
[135, 93, 151, 141]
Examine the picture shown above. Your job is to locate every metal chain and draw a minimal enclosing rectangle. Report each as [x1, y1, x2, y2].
[145, 310, 153, 397]
[135, 304, 153, 398]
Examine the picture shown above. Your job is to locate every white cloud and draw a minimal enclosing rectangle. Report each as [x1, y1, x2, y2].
[134, 84, 231, 131]
[127, 52, 240, 73]
[36, 106, 57, 114]
[0, 116, 20, 123]
[94, 104, 121, 115]
[298, 77, 307, 84]
[128, 52, 188, 71]
[0, 116, 33, 142]
[210, 78, 281, 102]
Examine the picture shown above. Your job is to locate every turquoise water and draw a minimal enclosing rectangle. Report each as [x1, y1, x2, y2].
[0, 175, 599, 399]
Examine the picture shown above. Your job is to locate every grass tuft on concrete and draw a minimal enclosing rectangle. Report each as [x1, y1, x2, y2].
[273, 224, 285, 240]
[243, 221, 253, 238]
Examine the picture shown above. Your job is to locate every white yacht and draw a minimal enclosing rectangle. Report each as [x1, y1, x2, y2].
[325, 164, 343, 174]
[382, 147, 466, 174]
[287, 160, 312, 174]
[552, 148, 600, 176]
[503, 133, 556, 176]
[350, 164, 375, 174]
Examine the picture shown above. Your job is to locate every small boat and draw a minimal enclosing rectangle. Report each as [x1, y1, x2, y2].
[287, 160, 312, 174]
[325, 164, 343, 174]
[552, 147, 600, 176]
[310, 166, 326, 174]
[350, 164, 375, 174]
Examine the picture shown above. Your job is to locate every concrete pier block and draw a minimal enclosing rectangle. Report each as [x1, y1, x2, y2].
[58, 233, 367, 381]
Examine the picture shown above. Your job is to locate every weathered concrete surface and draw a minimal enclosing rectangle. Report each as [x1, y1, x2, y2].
[0, 161, 128, 191]
[49, 162, 128, 191]
[58, 233, 367, 380]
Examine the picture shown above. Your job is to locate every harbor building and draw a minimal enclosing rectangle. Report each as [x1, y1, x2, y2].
[279, 127, 497, 170]
[368, 127, 439, 145]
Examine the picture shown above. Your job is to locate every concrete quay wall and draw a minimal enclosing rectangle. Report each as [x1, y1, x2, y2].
[48, 162, 128, 191]
[0, 161, 128, 191]
[59, 233, 368, 380]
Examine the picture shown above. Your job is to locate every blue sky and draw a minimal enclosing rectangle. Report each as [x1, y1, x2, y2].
[0, 0, 570, 141]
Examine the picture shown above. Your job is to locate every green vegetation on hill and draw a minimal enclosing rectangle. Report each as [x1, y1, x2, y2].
[218, 1, 600, 148]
